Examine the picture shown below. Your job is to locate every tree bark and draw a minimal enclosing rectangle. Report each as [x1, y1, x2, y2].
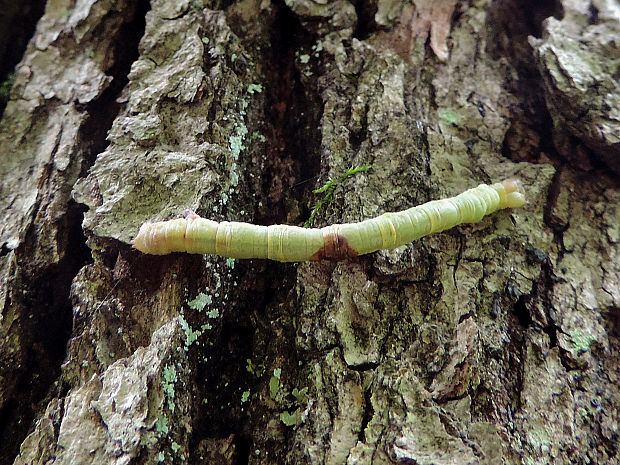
[1, 0, 618, 464]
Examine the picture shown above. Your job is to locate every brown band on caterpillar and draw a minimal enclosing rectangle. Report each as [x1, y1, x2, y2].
[310, 231, 359, 261]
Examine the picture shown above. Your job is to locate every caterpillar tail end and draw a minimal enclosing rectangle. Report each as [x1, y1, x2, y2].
[498, 178, 526, 209]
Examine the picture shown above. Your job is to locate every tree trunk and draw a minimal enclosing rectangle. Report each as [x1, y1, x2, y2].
[1, 0, 618, 464]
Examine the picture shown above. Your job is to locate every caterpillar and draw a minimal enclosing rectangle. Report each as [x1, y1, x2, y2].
[132, 179, 525, 262]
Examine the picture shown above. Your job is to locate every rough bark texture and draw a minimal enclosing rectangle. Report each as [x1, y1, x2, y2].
[0, 0, 618, 464]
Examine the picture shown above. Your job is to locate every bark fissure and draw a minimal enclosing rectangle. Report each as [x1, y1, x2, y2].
[80, 0, 151, 170]
[185, 2, 325, 460]
[258, 0, 323, 224]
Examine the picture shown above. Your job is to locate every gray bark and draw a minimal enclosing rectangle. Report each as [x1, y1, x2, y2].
[1, 0, 618, 464]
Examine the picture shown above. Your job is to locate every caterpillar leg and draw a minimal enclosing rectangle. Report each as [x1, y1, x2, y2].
[184, 209, 200, 220]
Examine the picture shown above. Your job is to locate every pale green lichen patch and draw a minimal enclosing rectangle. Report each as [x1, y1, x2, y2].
[162, 364, 178, 412]
[155, 414, 169, 434]
[188, 292, 212, 311]
[228, 122, 248, 162]
[438, 108, 459, 126]
[247, 83, 262, 94]
[180, 287, 226, 350]
[205, 308, 219, 319]
[178, 313, 211, 349]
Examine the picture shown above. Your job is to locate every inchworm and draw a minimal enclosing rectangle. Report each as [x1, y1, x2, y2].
[133, 179, 525, 262]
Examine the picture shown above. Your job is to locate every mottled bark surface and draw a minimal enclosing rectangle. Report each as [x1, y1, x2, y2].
[0, 0, 618, 464]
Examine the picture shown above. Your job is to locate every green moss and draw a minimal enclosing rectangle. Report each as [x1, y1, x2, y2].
[0, 74, 15, 103]
[292, 386, 309, 403]
[570, 331, 596, 354]
[280, 410, 299, 426]
[269, 373, 281, 400]
[246, 358, 264, 376]
[578, 407, 590, 421]
[305, 164, 371, 227]
[266, 366, 311, 428]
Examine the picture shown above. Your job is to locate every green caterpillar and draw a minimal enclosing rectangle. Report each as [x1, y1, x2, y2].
[133, 179, 525, 262]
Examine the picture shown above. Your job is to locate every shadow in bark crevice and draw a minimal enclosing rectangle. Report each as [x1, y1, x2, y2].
[187, 260, 299, 465]
[256, 0, 323, 226]
[80, 0, 151, 171]
[187, 4, 325, 460]
[0, 0, 47, 117]
[486, 0, 559, 167]
[0, 200, 91, 465]
[352, 0, 378, 40]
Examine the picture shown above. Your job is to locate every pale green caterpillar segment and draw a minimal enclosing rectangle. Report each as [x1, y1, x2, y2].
[186, 218, 219, 254]
[266, 225, 324, 262]
[132, 179, 525, 261]
[213, 223, 324, 261]
[215, 222, 269, 259]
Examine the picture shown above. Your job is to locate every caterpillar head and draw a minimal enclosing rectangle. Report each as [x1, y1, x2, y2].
[499, 178, 526, 209]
